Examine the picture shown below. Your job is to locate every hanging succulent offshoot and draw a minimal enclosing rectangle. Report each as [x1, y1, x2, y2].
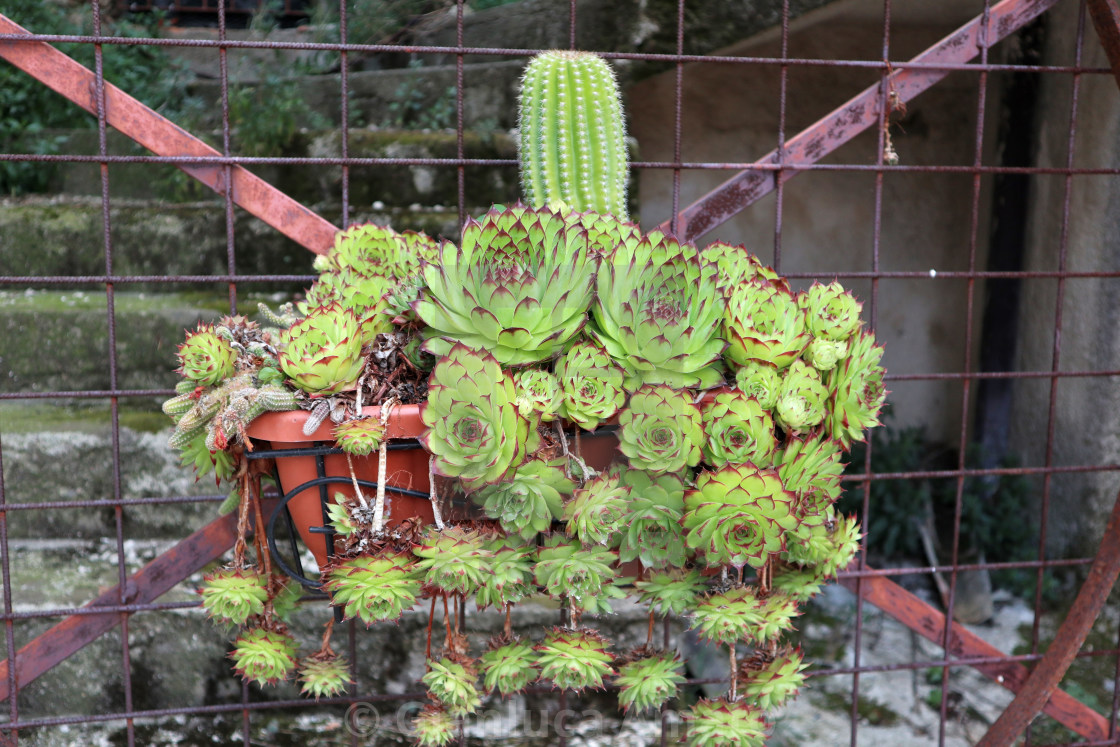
[518, 50, 629, 218]
[480, 637, 538, 697]
[615, 651, 686, 713]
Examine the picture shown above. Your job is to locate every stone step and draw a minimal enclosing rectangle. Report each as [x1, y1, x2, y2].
[0, 197, 468, 283]
[0, 290, 226, 394]
[0, 422, 216, 540]
[37, 127, 518, 206]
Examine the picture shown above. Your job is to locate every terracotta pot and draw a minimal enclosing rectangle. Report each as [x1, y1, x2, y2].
[247, 408, 623, 569]
[247, 407, 434, 568]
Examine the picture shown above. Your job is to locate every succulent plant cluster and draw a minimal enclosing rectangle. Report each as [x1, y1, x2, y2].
[165, 49, 888, 745]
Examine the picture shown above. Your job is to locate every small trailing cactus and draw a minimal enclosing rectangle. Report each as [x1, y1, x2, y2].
[518, 51, 629, 218]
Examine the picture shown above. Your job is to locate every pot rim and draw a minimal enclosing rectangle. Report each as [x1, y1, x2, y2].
[246, 404, 425, 442]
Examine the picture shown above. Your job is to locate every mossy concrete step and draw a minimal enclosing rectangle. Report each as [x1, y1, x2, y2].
[188, 60, 526, 132]
[36, 128, 517, 207]
[0, 197, 468, 283]
[0, 290, 226, 394]
[0, 422, 213, 540]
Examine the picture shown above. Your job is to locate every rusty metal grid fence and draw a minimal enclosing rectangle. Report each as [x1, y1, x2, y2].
[1, 0, 1120, 745]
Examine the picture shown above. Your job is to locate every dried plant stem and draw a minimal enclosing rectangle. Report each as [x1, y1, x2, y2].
[428, 455, 446, 530]
[319, 619, 335, 653]
[346, 453, 368, 509]
[251, 477, 272, 581]
[504, 603, 512, 639]
[233, 472, 251, 568]
[442, 593, 453, 651]
[426, 597, 437, 666]
[729, 645, 738, 701]
[372, 399, 397, 533]
[647, 610, 656, 647]
[760, 555, 773, 594]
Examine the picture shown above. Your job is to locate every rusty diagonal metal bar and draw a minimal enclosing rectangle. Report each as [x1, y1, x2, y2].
[659, 0, 1063, 242]
[0, 15, 338, 255]
[0, 0, 1112, 741]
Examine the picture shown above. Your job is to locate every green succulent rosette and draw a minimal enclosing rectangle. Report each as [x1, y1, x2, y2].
[775, 434, 844, 512]
[413, 705, 456, 747]
[300, 268, 395, 342]
[783, 511, 861, 578]
[563, 472, 631, 546]
[299, 650, 353, 700]
[554, 341, 626, 429]
[278, 303, 365, 395]
[178, 323, 238, 387]
[684, 699, 768, 747]
[615, 652, 686, 713]
[615, 468, 687, 568]
[423, 657, 481, 717]
[415, 203, 598, 364]
[701, 389, 777, 469]
[475, 541, 535, 610]
[782, 507, 838, 568]
[683, 463, 799, 569]
[333, 417, 386, 456]
[691, 586, 762, 646]
[755, 591, 799, 644]
[592, 230, 726, 389]
[803, 336, 849, 371]
[771, 565, 826, 602]
[534, 536, 626, 614]
[618, 384, 704, 474]
[480, 638, 538, 696]
[323, 552, 420, 626]
[473, 458, 573, 540]
[413, 526, 494, 597]
[824, 330, 887, 448]
[822, 514, 862, 576]
[801, 281, 862, 341]
[421, 344, 540, 490]
[230, 626, 299, 686]
[739, 647, 808, 710]
[774, 360, 828, 434]
[733, 361, 782, 410]
[513, 368, 562, 422]
[563, 209, 643, 256]
[199, 567, 269, 627]
[535, 627, 615, 692]
[701, 241, 789, 293]
[634, 569, 705, 617]
[319, 223, 438, 279]
[724, 282, 810, 370]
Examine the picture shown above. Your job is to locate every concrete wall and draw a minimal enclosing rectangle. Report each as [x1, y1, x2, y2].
[1008, 3, 1120, 556]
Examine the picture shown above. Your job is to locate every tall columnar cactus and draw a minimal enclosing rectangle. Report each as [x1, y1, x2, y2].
[518, 50, 629, 218]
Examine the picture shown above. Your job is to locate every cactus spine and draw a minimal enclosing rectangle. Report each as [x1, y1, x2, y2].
[518, 50, 629, 219]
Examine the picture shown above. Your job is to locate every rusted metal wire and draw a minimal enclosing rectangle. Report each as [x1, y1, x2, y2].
[658, 0, 1063, 242]
[978, 490, 1120, 745]
[2, 0, 1120, 743]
